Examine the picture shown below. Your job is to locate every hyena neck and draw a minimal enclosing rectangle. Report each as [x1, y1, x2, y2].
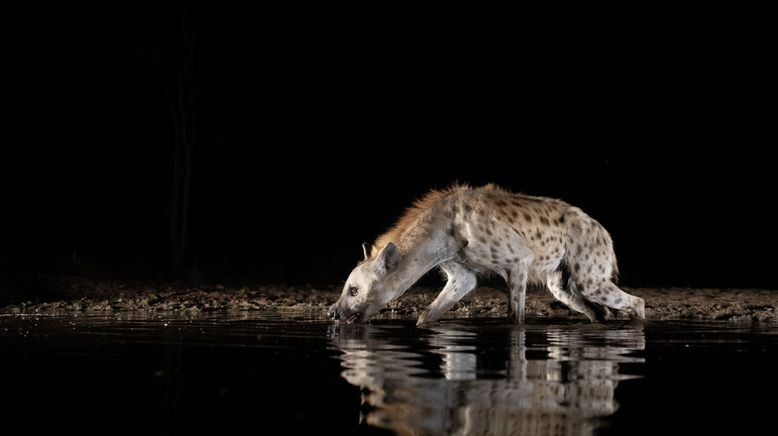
[382, 232, 452, 305]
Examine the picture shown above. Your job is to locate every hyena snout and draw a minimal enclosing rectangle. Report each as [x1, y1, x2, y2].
[327, 302, 363, 324]
[327, 303, 339, 320]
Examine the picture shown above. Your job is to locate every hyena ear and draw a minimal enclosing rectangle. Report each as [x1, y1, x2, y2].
[361, 242, 372, 261]
[374, 242, 401, 274]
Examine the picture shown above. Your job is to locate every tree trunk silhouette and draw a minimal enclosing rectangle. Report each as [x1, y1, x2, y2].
[168, 4, 197, 278]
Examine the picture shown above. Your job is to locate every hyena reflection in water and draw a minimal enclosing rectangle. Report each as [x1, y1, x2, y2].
[330, 324, 645, 436]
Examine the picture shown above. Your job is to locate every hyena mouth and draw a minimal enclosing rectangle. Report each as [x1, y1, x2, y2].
[343, 312, 361, 324]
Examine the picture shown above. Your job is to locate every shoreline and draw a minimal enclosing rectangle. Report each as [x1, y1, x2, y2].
[2, 280, 776, 322]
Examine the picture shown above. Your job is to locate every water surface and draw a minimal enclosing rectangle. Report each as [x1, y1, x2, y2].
[1, 313, 776, 435]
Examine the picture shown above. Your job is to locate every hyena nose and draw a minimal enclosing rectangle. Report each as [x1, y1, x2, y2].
[327, 304, 340, 320]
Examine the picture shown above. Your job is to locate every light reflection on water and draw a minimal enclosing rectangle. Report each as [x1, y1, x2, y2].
[329, 321, 645, 435]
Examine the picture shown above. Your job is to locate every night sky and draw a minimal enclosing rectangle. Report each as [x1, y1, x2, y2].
[2, 2, 775, 289]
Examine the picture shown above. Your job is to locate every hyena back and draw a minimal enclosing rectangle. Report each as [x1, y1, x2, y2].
[328, 184, 645, 325]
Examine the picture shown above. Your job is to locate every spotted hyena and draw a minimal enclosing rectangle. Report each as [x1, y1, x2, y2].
[328, 184, 645, 325]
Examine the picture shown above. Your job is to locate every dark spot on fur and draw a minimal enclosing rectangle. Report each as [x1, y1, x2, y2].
[586, 278, 593, 286]
[478, 237, 487, 244]
[587, 265, 592, 273]
[490, 246, 498, 254]
[535, 230, 542, 240]
[447, 227, 456, 237]
[513, 257, 520, 262]
[539, 216, 549, 225]
[524, 213, 532, 222]
[507, 245, 515, 254]
[559, 215, 565, 224]
[574, 263, 580, 272]
[463, 204, 473, 213]
[615, 297, 623, 304]
[495, 199, 507, 207]
[511, 209, 519, 219]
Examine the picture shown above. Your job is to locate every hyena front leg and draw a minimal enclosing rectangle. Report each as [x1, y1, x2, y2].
[417, 261, 477, 326]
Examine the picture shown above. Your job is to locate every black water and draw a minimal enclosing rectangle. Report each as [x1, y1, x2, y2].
[2, 313, 777, 435]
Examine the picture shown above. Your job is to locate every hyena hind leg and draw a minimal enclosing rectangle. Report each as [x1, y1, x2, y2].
[546, 273, 605, 322]
[584, 281, 645, 319]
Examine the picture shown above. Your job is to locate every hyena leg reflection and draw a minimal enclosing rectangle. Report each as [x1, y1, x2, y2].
[417, 261, 477, 326]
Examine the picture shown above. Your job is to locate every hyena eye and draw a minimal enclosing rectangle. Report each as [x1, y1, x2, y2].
[348, 286, 359, 297]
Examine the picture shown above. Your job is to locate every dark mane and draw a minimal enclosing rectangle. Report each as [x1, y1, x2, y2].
[370, 184, 469, 257]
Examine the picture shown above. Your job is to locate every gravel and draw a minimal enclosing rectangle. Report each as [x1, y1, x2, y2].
[2, 276, 776, 322]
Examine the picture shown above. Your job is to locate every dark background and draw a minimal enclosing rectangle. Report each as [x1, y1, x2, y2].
[1, 2, 775, 291]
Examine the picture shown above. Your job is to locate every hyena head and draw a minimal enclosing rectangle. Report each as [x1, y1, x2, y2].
[328, 242, 401, 324]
